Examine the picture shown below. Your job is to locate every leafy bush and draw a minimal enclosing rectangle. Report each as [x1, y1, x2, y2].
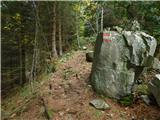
[136, 84, 150, 95]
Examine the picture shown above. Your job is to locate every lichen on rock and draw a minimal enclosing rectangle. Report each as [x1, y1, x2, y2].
[91, 30, 157, 99]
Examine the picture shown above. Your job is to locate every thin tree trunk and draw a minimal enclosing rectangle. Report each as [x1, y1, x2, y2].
[101, 7, 103, 32]
[77, 27, 80, 48]
[58, 18, 62, 56]
[52, 2, 58, 58]
[76, 12, 80, 48]
[30, 1, 39, 92]
[19, 29, 26, 86]
[61, 23, 64, 44]
[58, 3, 62, 56]
[19, 35, 22, 85]
[30, 20, 38, 92]
[96, 6, 99, 34]
[21, 44, 26, 85]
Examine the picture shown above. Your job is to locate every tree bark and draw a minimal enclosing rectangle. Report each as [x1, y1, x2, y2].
[19, 28, 26, 86]
[30, 1, 39, 91]
[58, 4, 62, 56]
[101, 7, 103, 32]
[96, 6, 99, 34]
[21, 44, 26, 85]
[76, 12, 80, 48]
[58, 18, 62, 56]
[52, 2, 58, 58]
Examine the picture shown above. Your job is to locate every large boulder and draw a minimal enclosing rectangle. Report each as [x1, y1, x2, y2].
[91, 30, 157, 99]
[148, 74, 160, 106]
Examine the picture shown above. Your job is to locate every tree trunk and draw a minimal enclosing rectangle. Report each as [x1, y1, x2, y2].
[19, 36, 22, 85]
[58, 18, 62, 56]
[30, 1, 39, 91]
[19, 29, 26, 86]
[76, 27, 80, 48]
[21, 44, 26, 85]
[76, 12, 80, 48]
[96, 6, 99, 34]
[52, 2, 58, 58]
[58, 4, 63, 56]
[101, 7, 103, 32]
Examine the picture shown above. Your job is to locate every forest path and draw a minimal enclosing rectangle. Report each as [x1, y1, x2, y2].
[13, 50, 160, 120]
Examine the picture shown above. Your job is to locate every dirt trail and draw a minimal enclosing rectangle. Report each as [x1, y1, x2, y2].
[12, 51, 160, 120]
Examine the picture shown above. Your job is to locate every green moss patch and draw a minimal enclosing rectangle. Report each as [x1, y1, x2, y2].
[118, 94, 134, 106]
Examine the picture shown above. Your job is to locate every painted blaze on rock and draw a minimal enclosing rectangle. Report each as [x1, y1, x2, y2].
[91, 31, 157, 99]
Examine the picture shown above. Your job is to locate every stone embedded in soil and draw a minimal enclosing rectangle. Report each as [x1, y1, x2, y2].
[66, 114, 73, 120]
[140, 95, 151, 105]
[86, 51, 94, 62]
[82, 46, 87, 50]
[89, 99, 111, 110]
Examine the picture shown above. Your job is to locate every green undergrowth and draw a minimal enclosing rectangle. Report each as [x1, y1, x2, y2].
[89, 106, 103, 120]
[2, 50, 76, 118]
[59, 50, 74, 63]
[136, 84, 150, 95]
[118, 94, 134, 106]
[71, 36, 96, 50]
[2, 72, 52, 117]
[94, 109, 103, 119]
[44, 108, 55, 120]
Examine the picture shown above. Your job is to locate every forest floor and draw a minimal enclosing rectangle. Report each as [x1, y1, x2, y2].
[2, 50, 160, 120]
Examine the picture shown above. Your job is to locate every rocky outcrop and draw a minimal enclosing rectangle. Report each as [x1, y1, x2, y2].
[149, 74, 160, 106]
[91, 30, 157, 99]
